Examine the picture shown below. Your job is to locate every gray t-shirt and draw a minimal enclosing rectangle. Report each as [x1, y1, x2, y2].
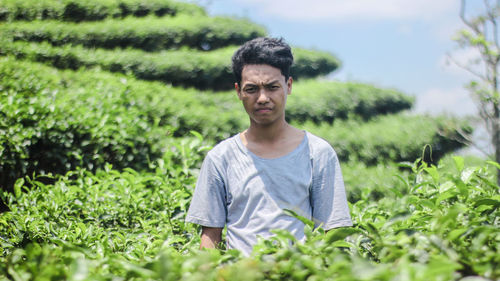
[185, 131, 352, 255]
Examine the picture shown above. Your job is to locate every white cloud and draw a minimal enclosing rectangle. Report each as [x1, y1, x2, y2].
[233, 0, 458, 22]
[414, 87, 477, 116]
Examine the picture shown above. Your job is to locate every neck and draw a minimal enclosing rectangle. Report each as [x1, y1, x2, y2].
[245, 118, 290, 143]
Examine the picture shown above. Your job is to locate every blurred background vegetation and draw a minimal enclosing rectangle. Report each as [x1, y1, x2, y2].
[0, 0, 474, 195]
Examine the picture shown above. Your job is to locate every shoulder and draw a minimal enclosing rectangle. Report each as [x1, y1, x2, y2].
[205, 134, 240, 162]
[305, 131, 337, 158]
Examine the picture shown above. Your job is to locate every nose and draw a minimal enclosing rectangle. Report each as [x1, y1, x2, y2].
[256, 89, 270, 104]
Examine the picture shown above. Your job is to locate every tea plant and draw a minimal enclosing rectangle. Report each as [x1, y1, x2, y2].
[1, 152, 498, 280]
[0, 40, 339, 90]
[0, 0, 204, 22]
[297, 113, 472, 164]
[0, 15, 266, 51]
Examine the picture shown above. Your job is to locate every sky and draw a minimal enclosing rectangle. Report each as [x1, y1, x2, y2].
[194, 0, 480, 117]
[193, 0, 494, 155]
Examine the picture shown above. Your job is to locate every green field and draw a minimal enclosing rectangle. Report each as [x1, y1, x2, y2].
[0, 0, 498, 280]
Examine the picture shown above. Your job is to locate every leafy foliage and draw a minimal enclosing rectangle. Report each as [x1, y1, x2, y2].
[297, 114, 473, 165]
[0, 56, 244, 191]
[287, 79, 414, 123]
[1, 144, 498, 280]
[0, 15, 266, 51]
[0, 40, 339, 90]
[291, 48, 341, 80]
[0, 0, 205, 22]
[0, 57, 472, 192]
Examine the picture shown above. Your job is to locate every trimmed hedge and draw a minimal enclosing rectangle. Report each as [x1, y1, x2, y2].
[0, 0, 205, 22]
[0, 56, 248, 140]
[0, 42, 398, 122]
[0, 15, 267, 51]
[0, 57, 471, 192]
[296, 114, 473, 165]
[0, 40, 340, 90]
[291, 48, 341, 80]
[287, 79, 414, 123]
[0, 56, 245, 192]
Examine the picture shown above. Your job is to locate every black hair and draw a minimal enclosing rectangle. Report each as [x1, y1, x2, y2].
[231, 37, 294, 86]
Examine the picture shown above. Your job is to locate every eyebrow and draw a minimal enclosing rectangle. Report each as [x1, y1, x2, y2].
[243, 80, 281, 88]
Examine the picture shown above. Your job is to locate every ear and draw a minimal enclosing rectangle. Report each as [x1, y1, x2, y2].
[235, 82, 242, 100]
[286, 77, 293, 95]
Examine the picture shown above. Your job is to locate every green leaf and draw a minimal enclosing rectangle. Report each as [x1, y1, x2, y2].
[189, 130, 203, 142]
[419, 199, 435, 210]
[325, 227, 361, 243]
[361, 223, 381, 239]
[474, 198, 500, 208]
[447, 228, 467, 241]
[283, 209, 315, 229]
[331, 240, 353, 248]
[452, 156, 465, 172]
[13, 178, 24, 199]
[424, 165, 440, 183]
[436, 190, 457, 204]
[461, 167, 478, 184]
[455, 181, 468, 198]
[486, 160, 500, 170]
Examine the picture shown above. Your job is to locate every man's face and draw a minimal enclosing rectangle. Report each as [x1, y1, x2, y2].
[235, 64, 292, 126]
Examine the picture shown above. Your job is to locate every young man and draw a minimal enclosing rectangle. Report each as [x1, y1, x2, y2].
[186, 37, 352, 256]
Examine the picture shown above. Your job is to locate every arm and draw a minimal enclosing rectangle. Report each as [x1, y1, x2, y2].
[185, 154, 227, 248]
[311, 148, 352, 230]
[200, 226, 223, 249]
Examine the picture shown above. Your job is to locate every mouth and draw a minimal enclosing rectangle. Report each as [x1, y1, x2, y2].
[256, 108, 273, 113]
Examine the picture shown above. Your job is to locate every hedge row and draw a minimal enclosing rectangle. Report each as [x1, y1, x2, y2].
[0, 40, 340, 90]
[0, 15, 267, 51]
[1, 153, 498, 279]
[288, 79, 414, 123]
[0, 57, 470, 192]
[0, 56, 246, 192]
[297, 113, 472, 165]
[0, 40, 410, 120]
[291, 48, 341, 80]
[0, 0, 205, 22]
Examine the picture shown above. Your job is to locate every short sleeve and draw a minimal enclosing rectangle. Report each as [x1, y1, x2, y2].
[185, 153, 227, 227]
[310, 148, 353, 230]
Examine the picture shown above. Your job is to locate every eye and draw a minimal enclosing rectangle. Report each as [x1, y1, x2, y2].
[244, 87, 257, 93]
[268, 85, 280, 91]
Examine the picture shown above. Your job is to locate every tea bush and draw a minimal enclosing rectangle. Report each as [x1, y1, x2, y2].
[291, 48, 341, 80]
[296, 113, 473, 164]
[287, 79, 414, 123]
[1, 147, 498, 280]
[0, 40, 339, 90]
[0, 0, 205, 22]
[0, 57, 472, 192]
[0, 56, 246, 191]
[0, 61, 167, 193]
[0, 15, 266, 51]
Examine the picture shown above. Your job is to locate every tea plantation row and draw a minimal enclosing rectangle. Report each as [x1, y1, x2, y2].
[0, 15, 266, 51]
[1, 136, 498, 280]
[0, 40, 340, 90]
[0, 56, 470, 192]
[0, 0, 205, 22]
[299, 115, 471, 164]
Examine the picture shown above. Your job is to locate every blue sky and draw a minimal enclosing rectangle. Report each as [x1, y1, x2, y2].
[195, 0, 479, 117]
